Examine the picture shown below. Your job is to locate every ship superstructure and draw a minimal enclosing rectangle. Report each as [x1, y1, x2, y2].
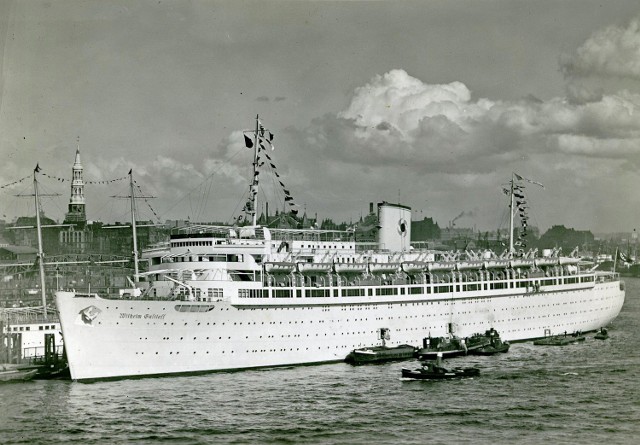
[55, 117, 625, 381]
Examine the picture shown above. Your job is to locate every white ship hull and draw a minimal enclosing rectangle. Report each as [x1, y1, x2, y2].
[56, 275, 624, 381]
[52, 119, 627, 381]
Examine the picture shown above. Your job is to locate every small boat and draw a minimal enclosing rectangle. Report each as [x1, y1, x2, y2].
[33, 361, 71, 380]
[346, 327, 416, 365]
[533, 331, 585, 346]
[416, 336, 466, 359]
[474, 339, 510, 355]
[0, 364, 38, 383]
[401, 360, 480, 380]
[471, 328, 510, 355]
[345, 344, 417, 365]
[416, 333, 490, 360]
[594, 328, 609, 340]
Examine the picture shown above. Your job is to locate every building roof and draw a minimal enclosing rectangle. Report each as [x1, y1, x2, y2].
[0, 245, 38, 254]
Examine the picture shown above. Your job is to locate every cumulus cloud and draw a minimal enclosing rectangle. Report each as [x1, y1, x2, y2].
[295, 69, 640, 178]
[338, 69, 490, 140]
[561, 18, 640, 81]
[280, 65, 640, 230]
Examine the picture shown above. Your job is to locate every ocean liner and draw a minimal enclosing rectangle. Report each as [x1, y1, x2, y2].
[55, 117, 625, 381]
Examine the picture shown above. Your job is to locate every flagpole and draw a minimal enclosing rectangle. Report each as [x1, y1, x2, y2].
[129, 169, 139, 282]
[34, 165, 48, 317]
[509, 173, 515, 256]
[251, 115, 260, 227]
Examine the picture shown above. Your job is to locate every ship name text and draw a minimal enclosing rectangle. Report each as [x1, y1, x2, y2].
[119, 313, 166, 320]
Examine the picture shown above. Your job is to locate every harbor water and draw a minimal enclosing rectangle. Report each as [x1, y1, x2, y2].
[1, 279, 639, 445]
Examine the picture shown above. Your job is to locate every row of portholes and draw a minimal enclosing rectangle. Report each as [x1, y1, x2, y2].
[108, 302, 607, 328]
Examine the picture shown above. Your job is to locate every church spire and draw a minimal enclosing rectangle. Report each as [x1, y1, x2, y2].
[64, 144, 87, 224]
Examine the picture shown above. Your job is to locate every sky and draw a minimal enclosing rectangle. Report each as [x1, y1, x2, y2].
[1, 0, 640, 234]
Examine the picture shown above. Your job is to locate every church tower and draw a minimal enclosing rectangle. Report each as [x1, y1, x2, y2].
[64, 148, 87, 225]
[60, 147, 92, 253]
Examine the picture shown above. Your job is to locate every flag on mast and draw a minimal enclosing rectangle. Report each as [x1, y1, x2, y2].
[514, 173, 544, 188]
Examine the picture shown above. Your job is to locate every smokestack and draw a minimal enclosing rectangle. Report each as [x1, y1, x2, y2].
[369, 202, 374, 215]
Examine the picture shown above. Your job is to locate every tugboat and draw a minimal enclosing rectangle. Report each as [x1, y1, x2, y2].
[401, 353, 480, 380]
[416, 328, 491, 360]
[346, 328, 417, 365]
[472, 328, 510, 355]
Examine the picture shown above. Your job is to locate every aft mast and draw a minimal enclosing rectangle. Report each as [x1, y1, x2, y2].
[129, 169, 140, 282]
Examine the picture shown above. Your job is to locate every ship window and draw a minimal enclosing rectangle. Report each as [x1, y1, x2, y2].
[435, 285, 453, 294]
[343, 288, 365, 297]
[275, 289, 292, 298]
[174, 304, 216, 312]
[248, 289, 265, 298]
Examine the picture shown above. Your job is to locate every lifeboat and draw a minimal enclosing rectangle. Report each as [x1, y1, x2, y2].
[509, 259, 535, 268]
[334, 263, 368, 274]
[534, 258, 559, 267]
[369, 263, 401, 274]
[483, 260, 510, 269]
[401, 262, 428, 274]
[264, 262, 296, 274]
[558, 257, 580, 265]
[455, 261, 484, 271]
[297, 263, 333, 274]
[426, 262, 456, 272]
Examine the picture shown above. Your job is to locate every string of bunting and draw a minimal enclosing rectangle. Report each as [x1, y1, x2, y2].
[513, 183, 529, 248]
[242, 120, 299, 217]
[134, 181, 162, 223]
[0, 173, 31, 189]
[39, 170, 129, 185]
[506, 174, 542, 250]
